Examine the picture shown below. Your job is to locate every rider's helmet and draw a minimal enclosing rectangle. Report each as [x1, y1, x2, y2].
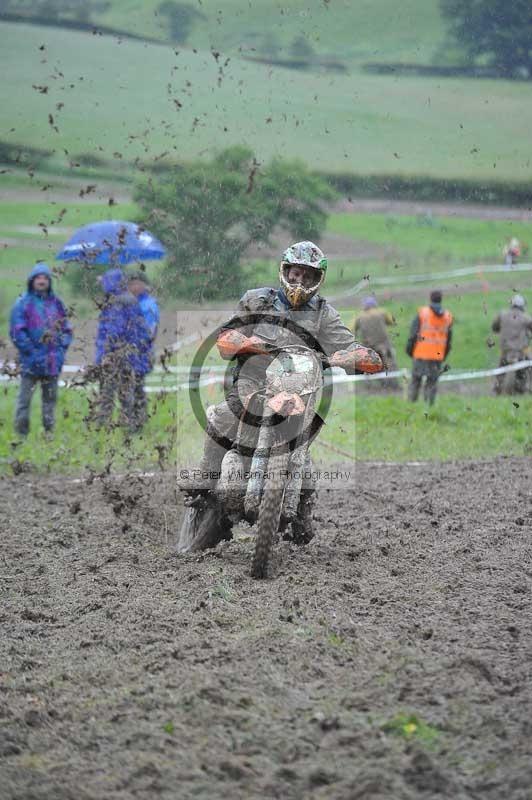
[511, 293, 526, 309]
[280, 241, 328, 308]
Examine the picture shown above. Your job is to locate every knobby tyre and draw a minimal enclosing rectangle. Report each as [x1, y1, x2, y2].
[251, 448, 289, 579]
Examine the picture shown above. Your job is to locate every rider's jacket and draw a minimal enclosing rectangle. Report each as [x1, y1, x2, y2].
[412, 306, 453, 362]
[221, 287, 357, 385]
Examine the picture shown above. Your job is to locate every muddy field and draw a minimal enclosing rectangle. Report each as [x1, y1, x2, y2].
[1, 458, 531, 799]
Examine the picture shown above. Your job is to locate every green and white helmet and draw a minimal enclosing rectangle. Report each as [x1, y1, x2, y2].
[280, 240, 328, 308]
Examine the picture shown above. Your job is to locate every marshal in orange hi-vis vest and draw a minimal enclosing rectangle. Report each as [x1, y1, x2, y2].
[412, 306, 453, 361]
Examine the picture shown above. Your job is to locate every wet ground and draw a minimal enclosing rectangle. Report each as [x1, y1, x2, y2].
[1, 458, 531, 799]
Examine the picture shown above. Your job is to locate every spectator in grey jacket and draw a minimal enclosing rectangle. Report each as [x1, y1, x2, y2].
[492, 294, 532, 394]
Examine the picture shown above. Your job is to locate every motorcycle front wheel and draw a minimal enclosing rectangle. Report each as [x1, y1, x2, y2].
[250, 448, 289, 579]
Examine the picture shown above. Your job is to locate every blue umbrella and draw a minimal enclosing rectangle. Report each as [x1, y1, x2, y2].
[56, 220, 166, 265]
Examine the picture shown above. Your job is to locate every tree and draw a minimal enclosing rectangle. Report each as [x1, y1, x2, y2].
[440, 0, 532, 77]
[134, 147, 336, 302]
[156, 1, 205, 45]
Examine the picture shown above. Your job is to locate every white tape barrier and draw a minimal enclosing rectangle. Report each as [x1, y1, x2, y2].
[2, 361, 531, 390]
[34, 363, 225, 374]
[0, 361, 225, 381]
[146, 376, 224, 393]
[138, 358, 532, 389]
[112, 361, 532, 387]
[331, 359, 532, 384]
[440, 359, 532, 382]
[91, 358, 532, 390]
[334, 262, 532, 300]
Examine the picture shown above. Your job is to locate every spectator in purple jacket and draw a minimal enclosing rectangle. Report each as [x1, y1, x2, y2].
[9, 263, 73, 436]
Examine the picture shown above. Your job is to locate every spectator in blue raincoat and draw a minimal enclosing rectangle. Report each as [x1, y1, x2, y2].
[93, 268, 151, 430]
[127, 271, 160, 427]
[9, 262, 73, 436]
[127, 271, 159, 342]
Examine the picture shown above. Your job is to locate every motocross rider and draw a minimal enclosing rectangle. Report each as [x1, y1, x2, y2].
[178, 241, 382, 518]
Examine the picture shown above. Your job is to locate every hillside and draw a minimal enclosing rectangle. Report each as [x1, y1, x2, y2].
[2, 21, 532, 182]
[4, 0, 447, 66]
[102, 0, 445, 64]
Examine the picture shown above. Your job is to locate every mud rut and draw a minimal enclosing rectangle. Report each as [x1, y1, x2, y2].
[1, 458, 531, 800]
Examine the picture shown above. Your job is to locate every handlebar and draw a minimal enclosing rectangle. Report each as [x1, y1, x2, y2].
[259, 341, 329, 363]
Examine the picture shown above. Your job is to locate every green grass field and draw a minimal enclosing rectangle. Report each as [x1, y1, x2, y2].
[328, 213, 532, 269]
[1, 384, 530, 475]
[5, 0, 446, 67]
[0, 201, 138, 231]
[351, 394, 532, 461]
[0, 383, 240, 473]
[2, 21, 532, 181]
[0, 384, 180, 474]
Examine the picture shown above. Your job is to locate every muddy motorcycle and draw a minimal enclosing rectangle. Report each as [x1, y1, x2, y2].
[177, 344, 326, 578]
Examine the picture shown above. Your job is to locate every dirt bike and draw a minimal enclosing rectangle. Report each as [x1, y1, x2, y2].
[177, 343, 325, 579]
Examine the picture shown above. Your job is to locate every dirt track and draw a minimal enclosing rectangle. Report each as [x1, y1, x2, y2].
[1, 459, 531, 799]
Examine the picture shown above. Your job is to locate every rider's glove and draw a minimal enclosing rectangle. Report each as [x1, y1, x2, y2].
[217, 330, 272, 360]
[329, 346, 383, 375]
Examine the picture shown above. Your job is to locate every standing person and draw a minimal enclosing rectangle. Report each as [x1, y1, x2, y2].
[406, 289, 453, 405]
[127, 271, 160, 341]
[503, 237, 521, 268]
[9, 263, 72, 436]
[352, 296, 398, 388]
[491, 294, 532, 395]
[93, 269, 150, 431]
[126, 271, 160, 429]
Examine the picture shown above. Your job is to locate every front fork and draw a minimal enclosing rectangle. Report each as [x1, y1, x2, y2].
[244, 405, 274, 520]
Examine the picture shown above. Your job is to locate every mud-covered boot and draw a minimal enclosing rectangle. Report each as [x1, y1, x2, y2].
[177, 428, 226, 496]
[289, 490, 316, 545]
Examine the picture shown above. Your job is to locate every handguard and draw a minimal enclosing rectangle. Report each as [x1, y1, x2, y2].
[217, 330, 271, 360]
[330, 346, 383, 374]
